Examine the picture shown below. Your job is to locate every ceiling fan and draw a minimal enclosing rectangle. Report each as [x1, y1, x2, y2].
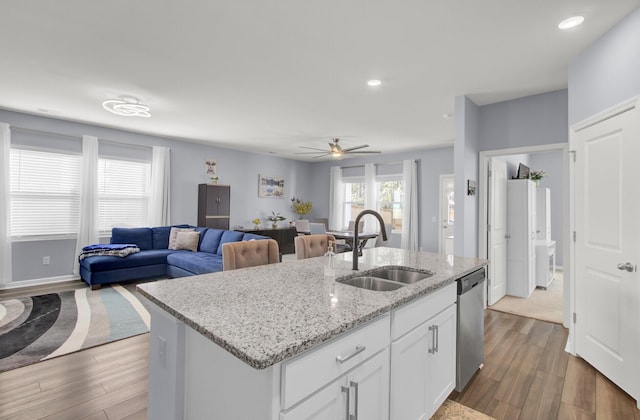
[295, 138, 381, 159]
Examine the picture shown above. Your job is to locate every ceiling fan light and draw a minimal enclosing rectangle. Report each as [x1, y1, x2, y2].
[102, 95, 151, 117]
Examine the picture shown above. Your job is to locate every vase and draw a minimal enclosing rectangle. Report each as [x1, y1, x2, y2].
[535, 179, 540, 187]
[271, 222, 278, 229]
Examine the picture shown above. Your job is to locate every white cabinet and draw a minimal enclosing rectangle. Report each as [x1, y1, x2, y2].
[390, 283, 457, 420]
[281, 348, 389, 420]
[536, 187, 551, 241]
[507, 179, 537, 298]
[535, 240, 556, 288]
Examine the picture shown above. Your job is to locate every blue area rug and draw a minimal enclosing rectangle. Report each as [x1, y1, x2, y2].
[0, 284, 150, 373]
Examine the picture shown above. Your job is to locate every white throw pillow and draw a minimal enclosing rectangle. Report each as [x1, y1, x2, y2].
[168, 227, 195, 250]
[174, 231, 200, 252]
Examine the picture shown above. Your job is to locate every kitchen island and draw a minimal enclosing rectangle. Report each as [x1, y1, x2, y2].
[138, 247, 486, 420]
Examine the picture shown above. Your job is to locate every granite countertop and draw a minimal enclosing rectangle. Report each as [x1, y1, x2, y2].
[137, 247, 487, 370]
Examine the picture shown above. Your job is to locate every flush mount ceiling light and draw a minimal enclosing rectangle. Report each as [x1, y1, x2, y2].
[367, 79, 382, 87]
[102, 95, 151, 117]
[558, 16, 584, 30]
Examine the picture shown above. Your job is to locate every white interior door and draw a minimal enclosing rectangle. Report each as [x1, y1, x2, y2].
[487, 158, 508, 305]
[439, 175, 455, 255]
[573, 103, 640, 405]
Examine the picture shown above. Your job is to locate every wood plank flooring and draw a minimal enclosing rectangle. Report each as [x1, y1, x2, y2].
[451, 310, 640, 420]
[1, 282, 639, 419]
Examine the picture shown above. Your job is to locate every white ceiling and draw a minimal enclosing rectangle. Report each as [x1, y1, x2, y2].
[1, 1, 638, 161]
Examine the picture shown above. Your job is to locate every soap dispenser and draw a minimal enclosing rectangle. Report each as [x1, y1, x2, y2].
[324, 240, 336, 279]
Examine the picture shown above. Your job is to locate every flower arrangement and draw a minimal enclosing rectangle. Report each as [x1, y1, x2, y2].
[251, 218, 261, 228]
[267, 212, 286, 222]
[290, 197, 312, 218]
[529, 170, 546, 181]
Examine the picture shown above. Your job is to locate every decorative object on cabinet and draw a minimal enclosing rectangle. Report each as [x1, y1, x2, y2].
[506, 179, 536, 298]
[529, 170, 546, 186]
[466, 180, 476, 196]
[258, 174, 284, 198]
[205, 159, 218, 184]
[251, 218, 261, 229]
[198, 184, 230, 229]
[515, 163, 530, 179]
[267, 211, 286, 229]
[290, 197, 312, 218]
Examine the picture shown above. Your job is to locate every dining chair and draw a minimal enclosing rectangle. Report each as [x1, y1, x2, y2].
[375, 223, 394, 247]
[347, 220, 364, 233]
[294, 234, 337, 259]
[295, 219, 311, 235]
[312, 218, 329, 230]
[309, 222, 327, 234]
[222, 239, 280, 271]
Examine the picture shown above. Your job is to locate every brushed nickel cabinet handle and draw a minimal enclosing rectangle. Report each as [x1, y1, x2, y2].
[336, 345, 366, 363]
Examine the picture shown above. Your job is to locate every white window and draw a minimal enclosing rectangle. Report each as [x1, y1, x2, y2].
[376, 178, 404, 231]
[342, 179, 365, 229]
[97, 158, 151, 233]
[341, 177, 404, 231]
[10, 148, 81, 237]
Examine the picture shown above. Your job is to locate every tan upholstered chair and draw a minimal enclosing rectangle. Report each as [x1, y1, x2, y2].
[294, 234, 337, 260]
[222, 239, 280, 271]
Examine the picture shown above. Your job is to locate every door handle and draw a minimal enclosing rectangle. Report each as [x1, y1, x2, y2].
[617, 262, 636, 272]
[505, 234, 511, 239]
[349, 381, 359, 420]
[341, 385, 350, 420]
[428, 325, 436, 354]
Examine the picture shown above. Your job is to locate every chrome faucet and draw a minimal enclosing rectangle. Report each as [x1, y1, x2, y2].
[352, 210, 388, 270]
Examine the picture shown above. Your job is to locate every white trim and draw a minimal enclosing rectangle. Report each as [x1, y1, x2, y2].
[571, 96, 638, 132]
[0, 274, 80, 290]
[438, 174, 454, 254]
[478, 142, 570, 328]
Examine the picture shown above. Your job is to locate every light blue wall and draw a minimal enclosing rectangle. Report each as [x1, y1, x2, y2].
[454, 96, 480, 258]
[568, 7, 640, 125]
[1, 109, 312, 282]
[307, 146, 454, 253]
[478, 90, 568, 151]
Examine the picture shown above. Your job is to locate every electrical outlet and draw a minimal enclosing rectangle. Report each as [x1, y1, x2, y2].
[42, 256, 50, 265]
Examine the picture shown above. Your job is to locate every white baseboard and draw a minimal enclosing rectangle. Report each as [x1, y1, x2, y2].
[0, 275, 80, 290]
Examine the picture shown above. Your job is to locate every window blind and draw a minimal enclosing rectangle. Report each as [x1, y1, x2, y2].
[10, 148, 81, 237]
[97, 158, 150, 232]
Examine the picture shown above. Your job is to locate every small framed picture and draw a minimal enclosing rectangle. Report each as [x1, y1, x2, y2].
[258, 174, 284, 198]
[467, 180, 476, 196]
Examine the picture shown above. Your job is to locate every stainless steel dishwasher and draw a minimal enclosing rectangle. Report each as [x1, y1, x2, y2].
[456, 268, 485, 392]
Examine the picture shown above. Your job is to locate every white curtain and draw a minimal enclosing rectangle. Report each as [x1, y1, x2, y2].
[148, 146, 171, 226]
[0, 123, 12, 286]
[401, 159, 418, 250]
[73, 136, 99, 275]
[329, 166, 344, 231]
[364, 163, 377, 233]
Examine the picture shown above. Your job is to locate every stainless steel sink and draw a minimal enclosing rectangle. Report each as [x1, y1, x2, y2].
[367, 267, 433, 284]
[337, 276, 405, 291]
[336, 266, 433, 291]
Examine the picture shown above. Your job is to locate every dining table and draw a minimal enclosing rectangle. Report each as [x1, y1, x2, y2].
[326, 230, 378, 255]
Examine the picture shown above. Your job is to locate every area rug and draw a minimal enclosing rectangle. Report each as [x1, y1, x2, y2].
[489, 272, 563, 324]
[432, 399, 495, 419]
[0, 284, 150, 373]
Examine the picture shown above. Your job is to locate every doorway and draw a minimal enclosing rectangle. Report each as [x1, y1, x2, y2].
[478, 143, 570, 327]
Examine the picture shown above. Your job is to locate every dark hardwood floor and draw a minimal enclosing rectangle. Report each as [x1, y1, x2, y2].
[1, 282, 638, 419]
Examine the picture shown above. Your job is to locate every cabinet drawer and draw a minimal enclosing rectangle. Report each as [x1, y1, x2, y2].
[391, 282, 456, 341]
[281, 314, 390, 410]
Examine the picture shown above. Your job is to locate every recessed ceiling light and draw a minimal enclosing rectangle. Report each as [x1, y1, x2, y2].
[442, 113, 453, 119]
[102, 95, 151, 117]
[558, 16, 584, 30]
[367, 79, 382, 87]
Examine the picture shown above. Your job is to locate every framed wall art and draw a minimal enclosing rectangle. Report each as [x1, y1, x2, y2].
[258, 174, 284, 198]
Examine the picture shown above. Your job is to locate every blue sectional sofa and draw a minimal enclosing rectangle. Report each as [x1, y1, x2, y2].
[79, 225, 268, 289]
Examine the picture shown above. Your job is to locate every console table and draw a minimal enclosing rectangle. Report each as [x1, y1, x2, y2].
[234, 227, 298, 254]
